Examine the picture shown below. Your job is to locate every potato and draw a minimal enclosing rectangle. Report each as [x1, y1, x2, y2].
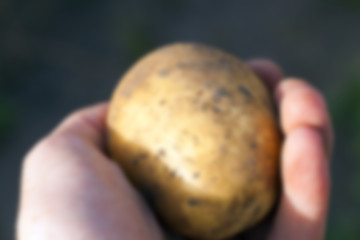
[106, 43, 281, 239]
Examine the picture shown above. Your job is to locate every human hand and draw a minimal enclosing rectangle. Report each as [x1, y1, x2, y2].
[16, 60, 333, 240]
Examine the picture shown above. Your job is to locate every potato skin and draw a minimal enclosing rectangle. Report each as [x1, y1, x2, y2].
[106, 43, 281, 239]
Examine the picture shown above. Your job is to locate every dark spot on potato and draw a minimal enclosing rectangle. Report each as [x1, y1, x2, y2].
[188, 199, 200, 206]
[159, 99, 166, 105]
[218, 57, 230, 65]
[217, 58, 233, 71]
[177, 59, 231, 72]
[132, 153, 148, 166]
[201, 61, 212, 69]
[195, 59, 230, 71]
[212, 106, 221, 113]
[193, 172, 200, 179]
[225, 130, 232, 139]
[193, 90, 204, 104]
[196, 90, 204, 97]
[248, 157, 256, 166]
[201, 102, 210, 111]
[238, 85, 252, 98]
[213, 87, 231, 101]
[147, 165, 156, 174]
[163, 164, 169, 172]
[204, 82, 213, 89]
[202, 61, 227, 71]
[157, 149, 166, 158]
[250, 141, 258, 149]
[170, 171, 177, 178]
[219, 145, 227, 153]
[243, 194, 255, 210]
[159, 68, 170, 77]
[177, 61, 191, 69]
[178, 60, 209, 70]
[252, 205, 262, 219]
[227, 198, 241, 215]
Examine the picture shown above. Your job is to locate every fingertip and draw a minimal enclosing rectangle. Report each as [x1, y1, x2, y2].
[276, 79, 333, 153]
[275, 78, 312, 102]
[246, 59, 283, 93]
[52, 102, 109, 147]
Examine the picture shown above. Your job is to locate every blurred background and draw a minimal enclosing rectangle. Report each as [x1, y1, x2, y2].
[1, 0, 360, 239]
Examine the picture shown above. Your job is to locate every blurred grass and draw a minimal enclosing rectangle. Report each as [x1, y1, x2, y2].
[328, 68, 360, 240]
[122, 21, 155, 62]
[344, 0, 360, 8]
[331, 70, 360, 153]
[329, 0, 360, 9]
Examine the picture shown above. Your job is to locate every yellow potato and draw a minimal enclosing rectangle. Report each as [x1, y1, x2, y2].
[106, 43, 281, 239]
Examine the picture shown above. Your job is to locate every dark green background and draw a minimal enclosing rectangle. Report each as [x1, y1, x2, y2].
[1, 0, 360, 239]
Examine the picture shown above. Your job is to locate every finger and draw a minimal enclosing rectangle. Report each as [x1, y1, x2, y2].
[276, 79, 333, 153]
[268, 79, 332, 240]
[50, 102, 109, 148]
[247, 59, 283, 93]
[268, 126, 330, 240]
[22, 102, 110, 184]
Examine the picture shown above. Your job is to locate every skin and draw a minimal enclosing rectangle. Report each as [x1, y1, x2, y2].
[16, 59, 332, 240]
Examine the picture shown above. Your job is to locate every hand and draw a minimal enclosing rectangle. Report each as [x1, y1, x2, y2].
[16, 60, 333, 240]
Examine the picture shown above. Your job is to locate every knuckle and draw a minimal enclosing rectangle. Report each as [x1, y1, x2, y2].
[279, 78, 330, 136]
[24, 133, 69, 165]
